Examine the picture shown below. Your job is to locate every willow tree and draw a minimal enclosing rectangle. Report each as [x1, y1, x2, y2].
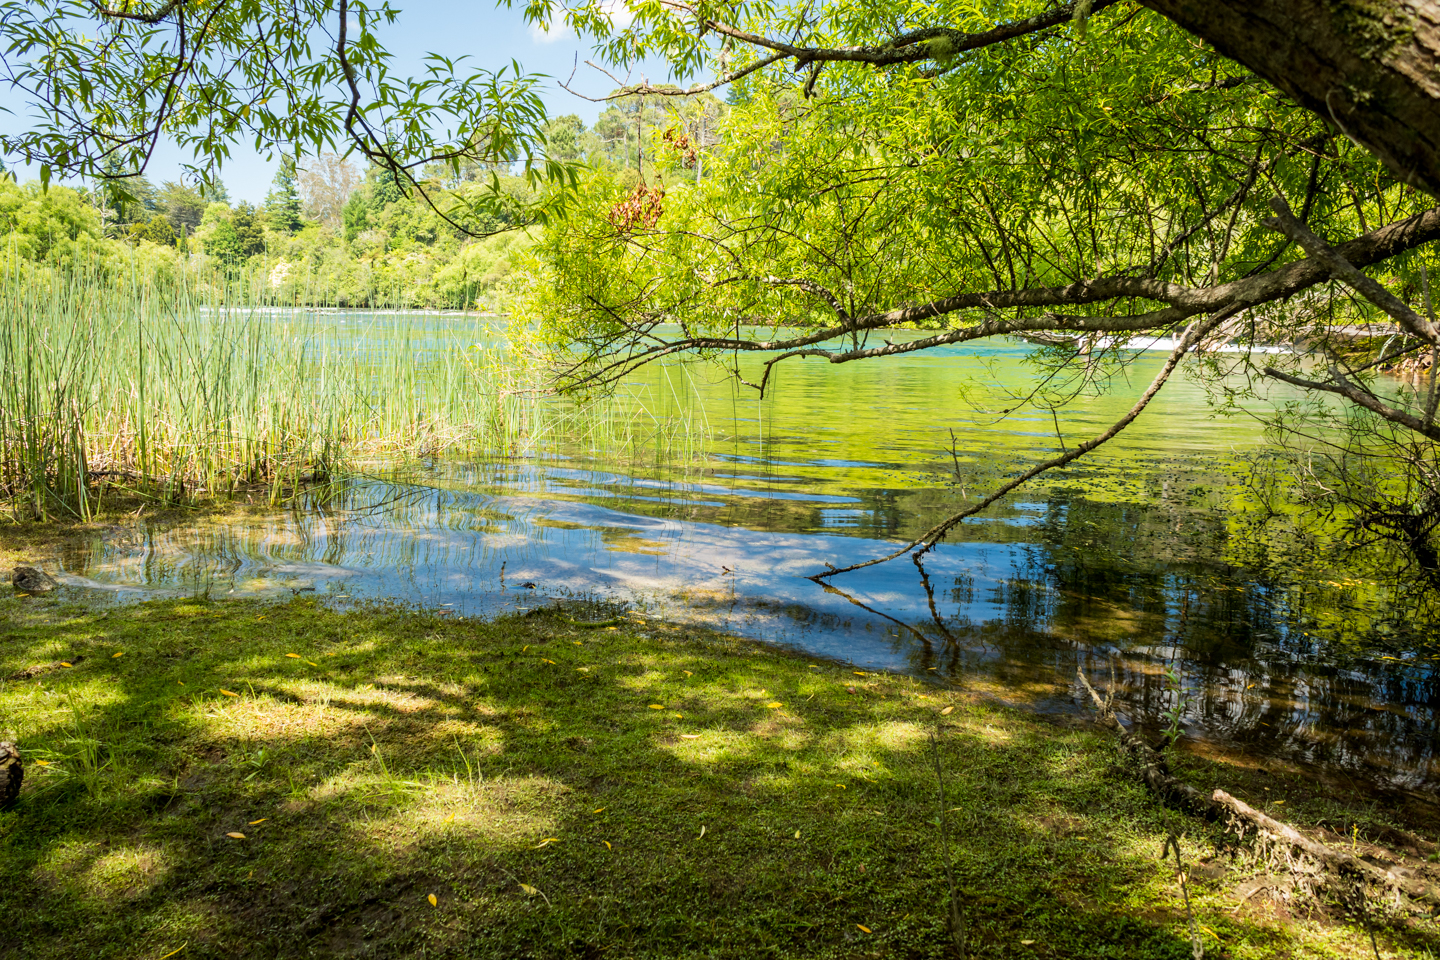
[514, 0, 1440, 585]
[0, 0, 569, 231]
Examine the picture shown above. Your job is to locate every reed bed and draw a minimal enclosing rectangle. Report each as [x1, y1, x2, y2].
[0, 258, 707, 520]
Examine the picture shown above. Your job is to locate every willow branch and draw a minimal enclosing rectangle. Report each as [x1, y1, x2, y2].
[809, 305, 1239, 580]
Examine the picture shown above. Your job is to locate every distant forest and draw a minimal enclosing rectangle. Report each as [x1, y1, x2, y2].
[0, 93, 723, 310]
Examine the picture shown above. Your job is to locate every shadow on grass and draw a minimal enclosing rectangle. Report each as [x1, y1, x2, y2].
[1, 595, 1435, 959]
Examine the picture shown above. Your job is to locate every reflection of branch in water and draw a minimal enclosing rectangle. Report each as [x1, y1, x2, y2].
[819, 581, 939, 665]
[914, 555, 963, 648]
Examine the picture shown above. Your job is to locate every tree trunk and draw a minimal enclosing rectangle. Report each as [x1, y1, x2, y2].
[1141, 0, 1440, 199]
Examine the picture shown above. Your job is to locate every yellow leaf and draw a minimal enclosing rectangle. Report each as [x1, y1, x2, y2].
[220, 689, 239, 697]
[857, 924, 872, 933]
[112, 651, 124, 658]
[285, 653, 302, 659]
[34, 759, 50, 766]
[674, 713, 684, 718]
[1021, 940, 1036, 945]
[177, 680, 185, 686]
[794, 829, 801, 839]
[256, 616, 266, 621]
[766, 702, 782, 709]
[59, 662, 71, 667]
[156, 943, 188, 960]
[522, 645, 529, 652]
[427, 893, 438, 907]
[518, 883, 540, 896]
[535, 837, 560, 848]
[306, 661, 318, 667]
[853, 671, 866, 676]
[683, 670, 693, 677]
[835, 784, 847, 789]
[248, 818, 267, 825]
[940, 706, 954, 716]
[577, 667, 590, 673]
[542, 658, 556, 664]
[593, 807, 606, 813]
[226, 832, 246, 839]
[602, 840, 612, 850]
[573, 641, 582, 645]
[680, 734, 701, 739]
[649, 704, 663, 710]
[698, 825, 706, 838]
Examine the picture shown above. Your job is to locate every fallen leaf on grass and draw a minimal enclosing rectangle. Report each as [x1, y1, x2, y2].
[592, 807, 606, 814]
[940, 706, 954, 716]
[34, 760, 50, 767]
[853, 671, 866, 677]
[534, 837, 560, 848]
[648, 704, 664, 710]
[602, 841, 612, 850]
[1021, 940, 1036, 945]
[427, 894, 438, 907]
[59, 662, 71, 667]
[794, 829, 801, 839]
[683, 670, 693, 677]
[680, 734, 701, 740]
[255, 616, 267, 621]
[248, 818, 267, 825]
[518, 883, 541, 896]
[835, 784, 847, 789]
[522, 645, 529, 652]
[156, 943, 188, 960]
[765, 702, 783, 709]
[226, 832, 246, 839]
[306, 661, 319, 667]
[698, 825, 706, 838]
[541, 658, 556, 665]
[285, 653, 302, 659]
[220, 689, 239, 698]
[577, 667, 590, 673]
[112, 652, 124, 658]
[176, 681, 185, 686]
[857, 924, 872, 933]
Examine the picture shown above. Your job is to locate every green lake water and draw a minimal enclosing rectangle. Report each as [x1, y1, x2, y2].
[48, 316, 1440, 800]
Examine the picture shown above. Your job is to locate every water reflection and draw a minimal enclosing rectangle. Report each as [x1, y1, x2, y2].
[48, 462, 1440, 798]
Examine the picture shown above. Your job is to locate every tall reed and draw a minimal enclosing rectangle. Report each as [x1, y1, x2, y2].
[0, 256, 707, 519]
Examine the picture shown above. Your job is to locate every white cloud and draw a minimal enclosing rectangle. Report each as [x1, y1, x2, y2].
[528, 20, 573, 43]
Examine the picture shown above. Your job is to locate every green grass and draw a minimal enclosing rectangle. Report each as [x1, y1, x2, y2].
[0, 259, 709, 521]
[0, 595, 1435, 959]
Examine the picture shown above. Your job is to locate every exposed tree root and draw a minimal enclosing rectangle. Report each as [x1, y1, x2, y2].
[1077, 668, 1440, 912]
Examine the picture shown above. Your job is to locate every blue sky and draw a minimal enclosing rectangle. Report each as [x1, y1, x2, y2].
[5, 1, 678, 203]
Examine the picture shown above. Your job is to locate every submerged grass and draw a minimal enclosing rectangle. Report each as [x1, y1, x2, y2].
[1, 594, 1435, 958]
[0, 260, 708, 522]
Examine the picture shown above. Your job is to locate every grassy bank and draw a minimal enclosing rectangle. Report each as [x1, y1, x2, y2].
[0, 594, 1437, 959]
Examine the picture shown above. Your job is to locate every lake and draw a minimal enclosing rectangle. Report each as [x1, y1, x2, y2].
[45, 314, 1440, 801]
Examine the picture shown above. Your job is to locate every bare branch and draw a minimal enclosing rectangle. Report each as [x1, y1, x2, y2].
[810, 305, 1240, 580]
[1262, 365, 1440, 441]
[1264, 195, 1440, 343]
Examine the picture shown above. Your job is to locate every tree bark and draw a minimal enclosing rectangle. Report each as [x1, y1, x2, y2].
[1140, 0, 1440, 199]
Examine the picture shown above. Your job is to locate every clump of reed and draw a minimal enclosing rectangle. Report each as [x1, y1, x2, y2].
[0, 257, 707, 520]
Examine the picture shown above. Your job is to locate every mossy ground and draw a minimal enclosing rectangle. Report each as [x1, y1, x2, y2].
[0, 593, 1436, 959]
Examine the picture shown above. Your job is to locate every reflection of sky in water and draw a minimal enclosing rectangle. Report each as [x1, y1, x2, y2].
[54, 464, 1440, 799]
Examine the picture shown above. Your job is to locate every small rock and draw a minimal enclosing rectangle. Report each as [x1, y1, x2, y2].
[0, 742, 22, 807]
[12, 566, 58, 595]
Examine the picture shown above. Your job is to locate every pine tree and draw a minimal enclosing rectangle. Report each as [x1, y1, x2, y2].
[265, 157, 303, 233]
